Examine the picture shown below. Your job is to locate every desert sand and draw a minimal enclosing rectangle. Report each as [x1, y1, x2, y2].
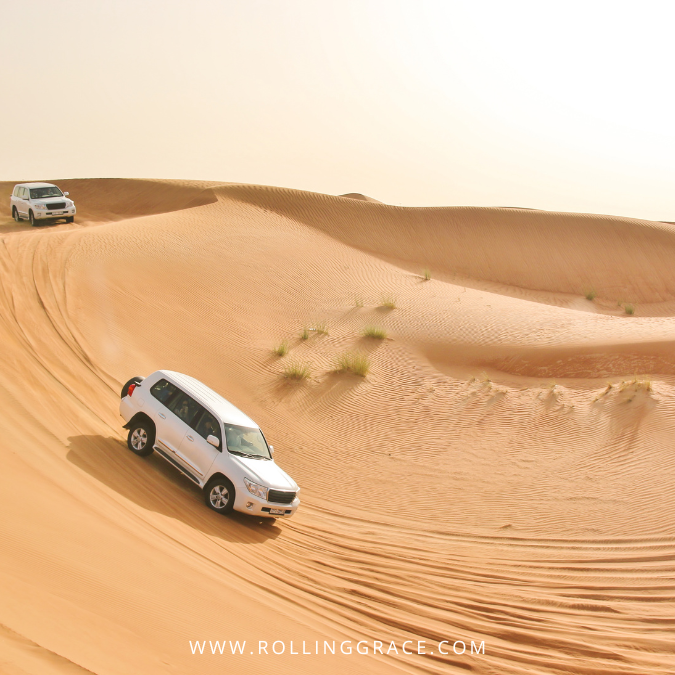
[0, 178, 674, 674]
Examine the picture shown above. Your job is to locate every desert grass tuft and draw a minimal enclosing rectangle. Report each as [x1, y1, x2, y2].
[300, 327, 310, 340]
[355, 296, 364, 308]
[624, 303, 635, 315]
[273, 340, 289, 357]
[380, 293, 397, 309]
[362, 325, 387, 339]
[335, 351, 370, 377]
[545, 381, 559, 399]
[478, 372, 492, 389]
[423, 268, 432, 281]
[584, 288, 596, 301]
[619, 376, 652, 394]
[637, 377, 652, 392]
[593, 382, 613, 402]
[313, 320, 329, 335]
[282, 362, 311, 380]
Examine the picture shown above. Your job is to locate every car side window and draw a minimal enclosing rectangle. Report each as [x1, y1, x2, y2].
[150, 378, 178, 406]
[194, 408, 221, 445]
[167, 391, 201, 426]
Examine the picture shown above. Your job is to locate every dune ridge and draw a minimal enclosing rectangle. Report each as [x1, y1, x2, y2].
[0, 178, 674, 674]
[225, 183, 675, 304]
[339, 192, 384, 203]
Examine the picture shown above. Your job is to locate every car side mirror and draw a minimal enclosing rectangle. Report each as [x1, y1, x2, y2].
[207, 435, 220, 449]
[63, 192, 69, 196]
[269, 445, 274, 456]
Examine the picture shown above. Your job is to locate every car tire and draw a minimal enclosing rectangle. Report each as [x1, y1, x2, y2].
[204, 476, 236, 514]
[66, 216, 74, 223]
[127, 421, 155, 457]
[120, 376, 144, 399]
[29, 210, 36, 226]
[12, 207, 20, 222]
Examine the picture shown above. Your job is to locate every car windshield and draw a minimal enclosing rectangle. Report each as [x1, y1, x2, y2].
[29, 187, 63, 199]
[224, 424, 270, 459]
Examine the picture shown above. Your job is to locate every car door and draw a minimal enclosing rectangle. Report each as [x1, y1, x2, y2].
[146, 378, 182, 451]
[178, 405, 221, 481]
[163, 390, 204, 479]
[18, 188, 29, 216]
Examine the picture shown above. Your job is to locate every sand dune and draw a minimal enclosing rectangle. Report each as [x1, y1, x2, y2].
[1, 178, 674, 674]
[340, 192, 384, 203]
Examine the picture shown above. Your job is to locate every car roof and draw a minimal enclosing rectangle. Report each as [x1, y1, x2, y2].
[158, 370, 259, 428]
[15, 182, 58, 188]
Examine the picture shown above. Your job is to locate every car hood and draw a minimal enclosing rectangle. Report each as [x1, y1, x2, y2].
[230, 455, 298, 491]
[39, 196, 68, 203]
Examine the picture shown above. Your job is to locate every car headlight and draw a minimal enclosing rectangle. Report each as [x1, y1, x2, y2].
[243, 478, 269, 500]
[35, 203, 48, 209]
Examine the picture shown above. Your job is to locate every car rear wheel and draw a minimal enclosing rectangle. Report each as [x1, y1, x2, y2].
[12, 207, 20, 222]
[127, 421, 155, 457]
[204, 477, 235, 514]
[29, 210, 36, 226]
[121, 376, 144, 399]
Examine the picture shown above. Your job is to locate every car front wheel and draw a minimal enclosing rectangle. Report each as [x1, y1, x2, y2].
[127, 422, 155, 457]
[204, 477, 235, 514]
[29, 210, 36, 226]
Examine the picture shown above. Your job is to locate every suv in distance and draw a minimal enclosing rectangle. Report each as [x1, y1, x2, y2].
[11, 182, 76, 226]
[119, 370, 300, 520]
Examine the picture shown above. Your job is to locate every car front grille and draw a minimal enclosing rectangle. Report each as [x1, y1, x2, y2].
[268, 489, 296, 504]
[47, 202, 66, 211]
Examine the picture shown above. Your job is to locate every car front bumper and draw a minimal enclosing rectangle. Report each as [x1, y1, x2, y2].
[34, 207, 76, 219]
[233, 490, 300, 518]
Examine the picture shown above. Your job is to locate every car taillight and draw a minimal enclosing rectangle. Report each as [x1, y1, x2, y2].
[127, 383, 137, 397]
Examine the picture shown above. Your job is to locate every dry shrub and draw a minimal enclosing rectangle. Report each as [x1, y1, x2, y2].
[335, 352, 370, 377]
[283, 362, 311, 380]
[274, 340, 289, 356]
[362, 325, 387, 339]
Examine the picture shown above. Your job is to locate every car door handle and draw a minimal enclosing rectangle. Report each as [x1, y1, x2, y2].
[186, 435, 194, 442]
[158, 412, 166, 419]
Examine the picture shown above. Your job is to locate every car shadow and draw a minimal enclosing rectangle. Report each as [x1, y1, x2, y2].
[66, 434, 282, 543]
[0, 217, 33, 233]
[0, 216, 64, 233]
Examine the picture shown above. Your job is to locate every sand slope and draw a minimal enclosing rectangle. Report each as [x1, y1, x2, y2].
[0, 179, 674, 674]
[340, 192, 384, 203]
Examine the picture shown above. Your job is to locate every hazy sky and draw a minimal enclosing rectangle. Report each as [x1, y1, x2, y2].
[2, 0, 674, 220]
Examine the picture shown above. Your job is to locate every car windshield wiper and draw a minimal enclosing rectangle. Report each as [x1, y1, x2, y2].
[228, 449, 265, 459]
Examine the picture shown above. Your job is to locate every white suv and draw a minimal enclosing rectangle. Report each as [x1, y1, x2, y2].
[11, 182, 76, 226]
[119, 370, 300, 520]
